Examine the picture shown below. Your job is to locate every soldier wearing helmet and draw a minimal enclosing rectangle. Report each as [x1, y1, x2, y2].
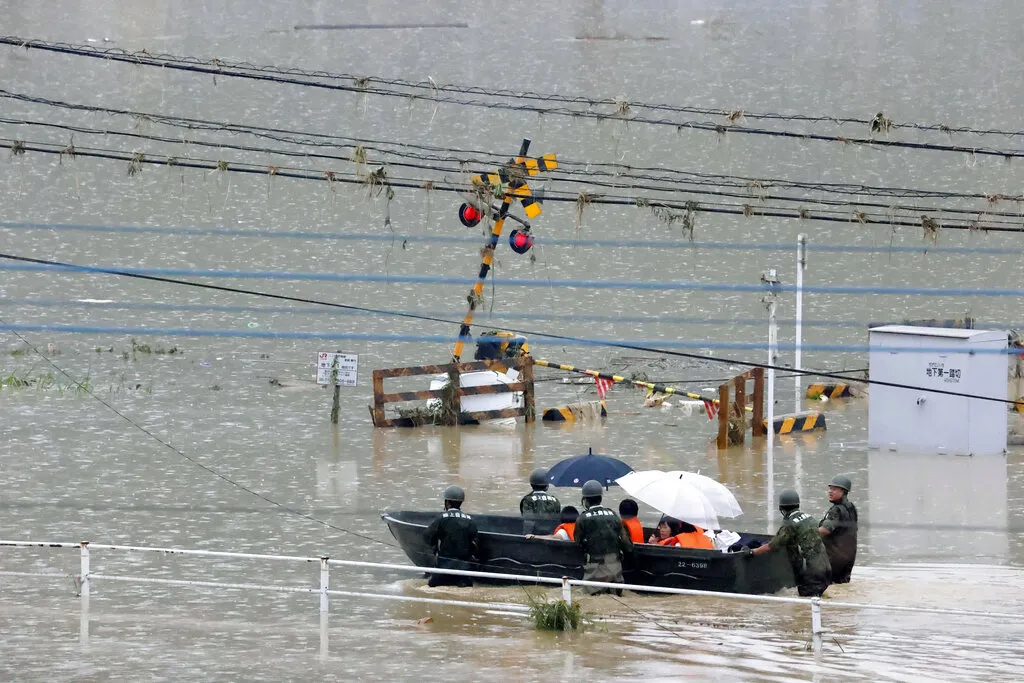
[519, 467, 562, 532]
[424, 485, 478, 587]
[750, 489, 832, 597]
[574, 479, 633, 595]
[818, 475, 858, 583]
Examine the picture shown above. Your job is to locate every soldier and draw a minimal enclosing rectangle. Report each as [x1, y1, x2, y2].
[575, 479, 633, 595]
[520, 467, 561, 533]
[424, 485, 478, 588]
[750, 489, 831, 597]
[818, 475, 858, 583]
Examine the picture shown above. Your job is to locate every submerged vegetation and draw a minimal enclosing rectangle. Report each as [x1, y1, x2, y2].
[527, 596, 586, 631]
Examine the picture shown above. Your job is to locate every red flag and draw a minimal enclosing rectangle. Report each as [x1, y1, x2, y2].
[702, 399, 720, 421]
[595, 376, 613, 399]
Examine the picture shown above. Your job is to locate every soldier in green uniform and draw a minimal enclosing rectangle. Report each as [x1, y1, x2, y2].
[750, 489, 831, 597]
[818, 475, 858, 583]
[574, 479, 633, 595]
[424, 485, 478, 588]
[520, 468, 561, 533]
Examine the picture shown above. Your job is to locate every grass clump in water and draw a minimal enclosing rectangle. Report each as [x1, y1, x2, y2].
[527, 597, 585, 631]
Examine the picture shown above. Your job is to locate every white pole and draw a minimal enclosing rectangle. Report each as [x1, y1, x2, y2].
[319, 556, 330, 614]
[763, 270, 779, 533]
[80, 541, 90, 599]
[811, 597, 823, 634]
[561, 576, 572, 606]
[795, 234, 807, 413]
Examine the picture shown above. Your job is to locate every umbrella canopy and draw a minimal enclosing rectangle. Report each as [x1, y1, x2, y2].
[615, 470, 721, 530]
[545, 447, 633, 489]
[664, 471, 743, 518]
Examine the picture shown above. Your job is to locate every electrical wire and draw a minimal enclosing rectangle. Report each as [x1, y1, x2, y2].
[3, 138, 1023, 234]
[6, 37, 1024, 158]
[1, 250, 1020, 405]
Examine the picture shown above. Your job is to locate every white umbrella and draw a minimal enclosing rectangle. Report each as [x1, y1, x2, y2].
[664, 471, 743, 518]
[615, 470, 721, 531]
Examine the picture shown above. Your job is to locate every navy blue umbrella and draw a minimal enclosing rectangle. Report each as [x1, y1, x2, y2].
[545, 447, 634, 489]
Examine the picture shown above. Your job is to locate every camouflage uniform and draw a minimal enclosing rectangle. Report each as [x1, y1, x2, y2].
[575, 505, 633, 595]
[820, 497, 858, 583]
[770, 509, 832, 597]
[520, 490, 561, 533]
[424, 508, 478, 587]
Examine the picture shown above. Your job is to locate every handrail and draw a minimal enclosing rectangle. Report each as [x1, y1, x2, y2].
[3, 539, 1022, 635]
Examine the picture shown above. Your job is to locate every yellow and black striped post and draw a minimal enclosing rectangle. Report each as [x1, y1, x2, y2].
[806, 383, 854, 399]
[764, 411, 827, 434]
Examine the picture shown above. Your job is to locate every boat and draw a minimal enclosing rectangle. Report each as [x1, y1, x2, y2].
[382, 510, 797, 595]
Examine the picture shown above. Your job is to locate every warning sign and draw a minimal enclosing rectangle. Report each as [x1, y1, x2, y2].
[316, 352, 358, 386]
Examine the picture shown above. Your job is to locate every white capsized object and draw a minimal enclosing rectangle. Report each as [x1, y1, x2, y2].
[616, 470, 720, 531]
[664, 471, 743, 518]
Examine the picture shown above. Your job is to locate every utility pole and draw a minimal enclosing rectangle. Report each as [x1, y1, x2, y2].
[762, 268, 781, 533]
[795, 234, 807, 413]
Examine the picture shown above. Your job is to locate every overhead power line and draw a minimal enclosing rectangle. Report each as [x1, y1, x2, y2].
[6, 221, 1024, 255]
[0, 250, 1020, 405]
[3, 138, 1023, 234]
[5, 36, 1024, 159]
[4, 88, 1023, 208]
[3, 257, 1024, 297]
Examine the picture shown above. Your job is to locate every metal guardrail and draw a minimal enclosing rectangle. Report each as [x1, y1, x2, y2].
[3, 539, 1022, 643]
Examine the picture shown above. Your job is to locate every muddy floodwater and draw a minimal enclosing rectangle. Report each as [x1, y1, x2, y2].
[2, 0, 1024, 680]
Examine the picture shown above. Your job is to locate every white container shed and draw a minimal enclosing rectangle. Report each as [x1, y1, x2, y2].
[867, 325, 1008, 456]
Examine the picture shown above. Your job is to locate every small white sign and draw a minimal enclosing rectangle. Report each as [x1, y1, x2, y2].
[316, 352, 358, 386]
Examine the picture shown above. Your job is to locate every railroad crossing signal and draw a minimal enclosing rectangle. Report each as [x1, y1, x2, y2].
[451, 139, 557, 361]
[470, 152, 557, 219]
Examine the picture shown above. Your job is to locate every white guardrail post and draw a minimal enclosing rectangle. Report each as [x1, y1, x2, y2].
[811, 597, 822, 635]
[79, 541, 90, 598]
[319, 556, 330, 614]
[561, 576, 572, 606]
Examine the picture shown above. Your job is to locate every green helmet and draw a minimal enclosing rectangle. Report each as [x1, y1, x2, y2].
[443, 485, 465, 503]
[529, 468, 549, 488]
[829, 475, 852, 493]
[581, 480, 603, 498]
[778, 489, 800, 508]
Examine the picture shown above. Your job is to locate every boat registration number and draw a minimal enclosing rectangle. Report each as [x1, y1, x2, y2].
[677, 561, 709, 570]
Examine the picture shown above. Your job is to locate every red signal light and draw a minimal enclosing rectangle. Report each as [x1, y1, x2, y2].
[459, 203, 482, 227]
[509, 229, 534, 254]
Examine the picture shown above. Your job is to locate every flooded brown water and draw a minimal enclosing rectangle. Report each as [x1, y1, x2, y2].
[2, 0, 1024, 680]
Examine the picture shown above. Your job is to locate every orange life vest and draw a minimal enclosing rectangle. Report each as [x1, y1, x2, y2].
[553, 522, 575, 541]
[674, 527, 714, 549]
[622, 517, 644, 543]
[656, 536, 679, 546]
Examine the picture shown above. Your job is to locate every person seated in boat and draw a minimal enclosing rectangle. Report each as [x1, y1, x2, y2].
[649, 516, 683, 545]
[520, 467, 561, 533]
[619, 499, 645, 543]
[525, 506, 579, 541]
[424, 485, 478, 588]
[649, 516, 714, 549]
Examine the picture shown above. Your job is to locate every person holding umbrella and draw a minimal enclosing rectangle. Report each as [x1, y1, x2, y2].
[575, 480, 633, 595]
[520, 467, 561, 533]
